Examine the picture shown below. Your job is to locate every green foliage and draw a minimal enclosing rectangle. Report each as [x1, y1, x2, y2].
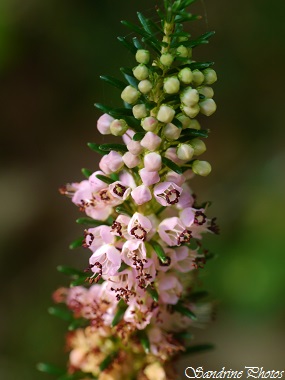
[162, 157, 183, 174]
[173, 302, 197, 320]
[150, 240, 168, 264]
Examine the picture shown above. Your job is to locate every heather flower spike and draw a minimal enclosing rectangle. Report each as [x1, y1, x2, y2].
[40, 2, 219, 379]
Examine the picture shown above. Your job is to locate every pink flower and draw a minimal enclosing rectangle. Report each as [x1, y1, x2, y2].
[158, 216, 192, 246]
[127, 212, 152, 241]
[108, 181, 131, 201]
[176, 183, 195, 209]
[127, 139, 143, 155]
[99, 151, 124, 174]
[180, 207, 195, 227]
[122, 152, 140, 168]
[139, 168, 160, 186]
[158, 273, 183, 304]
[97, 113, 114, 135]
[124, 300, 153, 330]
[110, 214, 131, 238]
[122, 129, 135, 144]
[121, 239, 147, 267]
[164, 147, 186, 165]
[144, 152, 162, 171]
[131, 185, 152, 205]
[165, 170, 185, 186]
[83, 225, 114, 252]
[140, 132, 162, 151]
[154, 182, 183, 206]
[89, 171, 108, 193]
[89, 244, 121, 279]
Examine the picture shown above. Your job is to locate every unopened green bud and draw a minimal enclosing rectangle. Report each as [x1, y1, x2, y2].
[181, 103, 200, 118]
[121, 85, 140, 104]
[178, 67, 193, 84]
[133, 64, 149, 80]
[192, 160, 212, 176]
[176, 45, 188, 57]
[199, 98, 217, 116]
[203, 68, 217, 84]
[110, 119, 128, 136]
[190, 138, 207, 155]
[198, 86, 214, 99]
[160, 53, 174, 67]
[138, 79, 152, 94]
[192, 69, 204, 86]
[163, 76, 180, 94]
[157, 104, 175, 123]
[177, 144, 194, 160]
[163, 123, 181, 140]
[141, 116, 158, 132]
[188, 119, 201, 130]
[176, 113, 191, 129]
[181, 87, 199, 106]
[135, 49, 150, 64]
[132, 104, 147, 119]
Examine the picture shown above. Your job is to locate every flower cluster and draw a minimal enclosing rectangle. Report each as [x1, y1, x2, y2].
[48, 2, 218, 380]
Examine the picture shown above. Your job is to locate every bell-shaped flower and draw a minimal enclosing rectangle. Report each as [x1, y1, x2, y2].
[89, 244, 121, 279]
[158, 216, 192, 246]
[83, 225, 114, 252]
[140, 132, 162, 151]
[124, 300, 153, 330]
[154, 182, 183, 206]
[89, 171, 108, 193]
[139, 168, 160, 186]
[126, 139, 143, 155]
[131, 184, 152, 205]
[122, 152, 140, 168]
[157, 273, 183, 304]
[144, 152, 162, 171]
[108, 181, 131, 202]
[127, 212, 152, 241]
[121, 239, 147, 267]
[97, 113, 114, 135]
[99, 151, 124, 174]
[165, 170, 185, 186]
[111, 214, 131, 239]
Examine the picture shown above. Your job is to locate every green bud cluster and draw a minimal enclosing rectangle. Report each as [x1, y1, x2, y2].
[98, 3, 217, 178]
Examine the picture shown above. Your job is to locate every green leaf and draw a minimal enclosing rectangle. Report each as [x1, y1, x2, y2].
[137, 12, 154, 35]
[182, 31, 216, 48]
[150, 241, 168, 264]
[172, 117, 183, 129]
[181, 128, 209, 138]
[133, 37, 143, 50]
[68, 318, 88, 331]
[87, 142, 108, 155]
[111, 300, 127, 327]
[173, 303, 197, 320]
[37, 363, 65, 376]
[120, 67, 139, 88]
[133, 132, 146, 141]
[184, 344, 214, 355]
[181, 0, 197, 8]
[175, 331, 193, 340]
[99, 352, 118, 371]
[95, 103, 133, 119]
[99, 143, 128, 153]
[115, 206, 132, 216]
[117, 36, 137, 54]
[81, 168, 92, 178]
[146, 286, 159, 302]
[95, 174, 114, 185]
[70, 277, 88, 287]
[162, 157, 183, 174]
[69, 237, 84, 250]
[100, 75, 126, 90]
[121, 20, 161, 53]
[190, 61, 214, 70]
[57, 265, 84, 277]
[76, 217, 101, 226]
[189, 291, 209, 302]
[48, 306, 73, 322]
[175, 13, 200, 23]
[138, 331, 150, 354]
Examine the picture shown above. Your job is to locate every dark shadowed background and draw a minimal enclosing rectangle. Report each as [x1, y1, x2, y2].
[0, 0, 285, 379]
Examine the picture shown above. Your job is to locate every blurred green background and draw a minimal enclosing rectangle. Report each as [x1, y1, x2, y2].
[0, 0, 285, 378]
